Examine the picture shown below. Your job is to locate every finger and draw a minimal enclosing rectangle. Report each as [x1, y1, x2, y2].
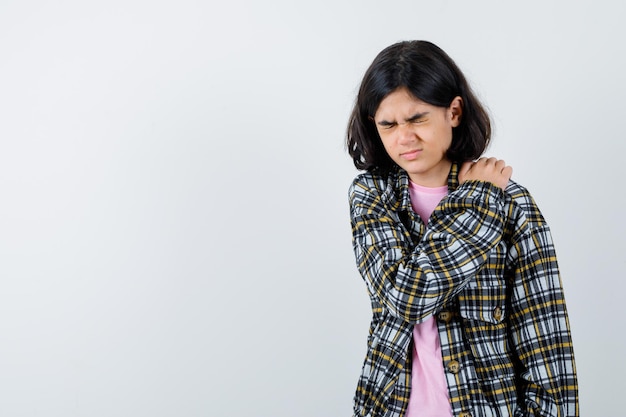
[495, 159, 506, 172]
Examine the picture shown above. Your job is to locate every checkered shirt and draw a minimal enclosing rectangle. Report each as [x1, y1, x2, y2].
[348, 164, 578, 417]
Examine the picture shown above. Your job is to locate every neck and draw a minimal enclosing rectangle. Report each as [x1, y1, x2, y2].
[407, 160, 451, 187]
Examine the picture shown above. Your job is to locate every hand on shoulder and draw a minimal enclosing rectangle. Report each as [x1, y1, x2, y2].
[459, 157, 513, 190]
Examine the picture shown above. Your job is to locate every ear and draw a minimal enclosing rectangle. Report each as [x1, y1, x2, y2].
[448, 96, 463, 127]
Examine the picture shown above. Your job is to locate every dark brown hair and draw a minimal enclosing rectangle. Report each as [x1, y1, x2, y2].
[347, 40, 491, 172]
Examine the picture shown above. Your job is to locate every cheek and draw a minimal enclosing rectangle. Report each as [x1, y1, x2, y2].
[378, 135, 395, 155]
[442, 135, 453, 151]
[434, 128, 453, 152]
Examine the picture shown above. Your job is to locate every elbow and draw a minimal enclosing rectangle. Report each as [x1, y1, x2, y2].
[382, 290, 439, 325]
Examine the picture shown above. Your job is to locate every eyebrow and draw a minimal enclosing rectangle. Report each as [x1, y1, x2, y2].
[377, 112, 430, 125]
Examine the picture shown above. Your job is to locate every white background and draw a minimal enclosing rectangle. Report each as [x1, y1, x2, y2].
[1, 1, 624, 416]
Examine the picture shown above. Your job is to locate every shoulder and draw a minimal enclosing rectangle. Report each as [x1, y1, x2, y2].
[348, 169, 403, 212]
[349, 170, 398, 199]
[350, 171, 387, 193]
[504, 179, 548, 233]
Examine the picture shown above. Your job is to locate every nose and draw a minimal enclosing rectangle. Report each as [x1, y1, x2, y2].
[396, 123, 415, 145]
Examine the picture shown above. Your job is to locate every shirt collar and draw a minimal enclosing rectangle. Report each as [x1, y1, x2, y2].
[390, 162, 462, 213]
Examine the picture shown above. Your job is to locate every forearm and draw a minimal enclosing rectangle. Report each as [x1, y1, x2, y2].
[350, 180, 506, 323]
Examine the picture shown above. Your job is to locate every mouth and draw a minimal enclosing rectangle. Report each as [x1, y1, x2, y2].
[400, 149, 422, 160]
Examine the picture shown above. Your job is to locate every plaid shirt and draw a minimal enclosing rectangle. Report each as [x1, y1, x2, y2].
[348, 163, 578, 417]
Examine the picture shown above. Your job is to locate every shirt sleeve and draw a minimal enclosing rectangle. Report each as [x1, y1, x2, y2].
[349, 177, 506, 324]
[509, 224, 579, 417]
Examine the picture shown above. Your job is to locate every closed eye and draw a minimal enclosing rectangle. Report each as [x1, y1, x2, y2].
[407, 112, 429, 124]
[377, 121, 396, 130]
[376, 112, 429, 129]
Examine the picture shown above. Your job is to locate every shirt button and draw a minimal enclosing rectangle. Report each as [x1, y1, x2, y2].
[438, 311, 453, 323]
[459, 412, 472, 417]
[446, 360, 460, 374]
[493, 306, 503, 321]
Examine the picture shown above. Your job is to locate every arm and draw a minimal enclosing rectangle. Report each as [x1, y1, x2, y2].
[349, 177, 506, 324]
[509, 224, 579, 416]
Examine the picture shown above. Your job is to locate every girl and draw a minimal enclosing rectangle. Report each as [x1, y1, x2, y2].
[346, 41, 578, 417]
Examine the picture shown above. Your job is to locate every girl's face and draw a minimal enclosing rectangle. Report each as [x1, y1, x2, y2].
[373, 87, 462, 187]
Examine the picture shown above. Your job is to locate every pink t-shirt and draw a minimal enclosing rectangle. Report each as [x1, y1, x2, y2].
[404, 181, 453, 417]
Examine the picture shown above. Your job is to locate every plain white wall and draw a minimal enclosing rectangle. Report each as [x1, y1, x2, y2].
[1, 0, 624, 415]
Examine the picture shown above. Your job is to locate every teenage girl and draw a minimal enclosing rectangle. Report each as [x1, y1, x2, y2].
[346, 40, 578, 417]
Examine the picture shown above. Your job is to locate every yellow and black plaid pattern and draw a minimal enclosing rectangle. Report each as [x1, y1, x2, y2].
[349, 165, 578, 417]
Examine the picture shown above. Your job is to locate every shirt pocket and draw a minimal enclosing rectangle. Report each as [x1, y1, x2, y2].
[458, 284, 506, 325]
[459, 240, 508, 324]
[458, 284, 515, 381]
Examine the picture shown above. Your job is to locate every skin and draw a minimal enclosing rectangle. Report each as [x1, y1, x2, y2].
[374, 87, 512, 190]
[459, 157, 512, 190]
